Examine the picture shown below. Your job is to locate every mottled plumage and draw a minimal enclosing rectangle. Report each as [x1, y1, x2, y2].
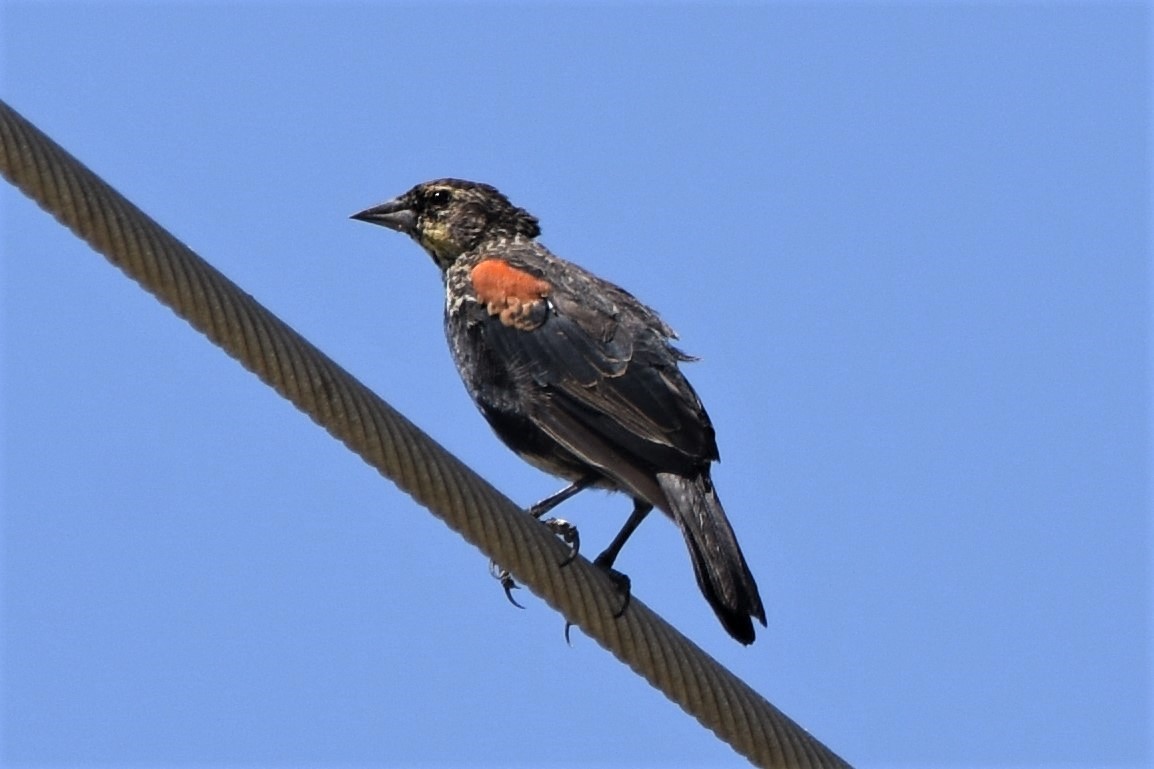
[353, 179, 765, 643]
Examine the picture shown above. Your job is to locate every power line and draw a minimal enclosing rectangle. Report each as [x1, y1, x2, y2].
[0, 98, 851, 769]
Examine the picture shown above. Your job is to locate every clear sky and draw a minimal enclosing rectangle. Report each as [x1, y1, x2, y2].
[1, 3, 1149, 768]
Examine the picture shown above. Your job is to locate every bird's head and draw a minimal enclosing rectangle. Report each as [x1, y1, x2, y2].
[352, 179, 541, 270]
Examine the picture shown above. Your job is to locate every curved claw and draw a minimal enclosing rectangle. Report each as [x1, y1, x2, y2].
[502, 577, 526, 610]
[489, 561, 526, 609]
[593, 557, 633, 619]
[609, 572, 632, 618]
[560, 563, 632, 645]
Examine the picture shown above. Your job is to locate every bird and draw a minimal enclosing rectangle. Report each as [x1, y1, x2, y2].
[351, 179, 766, 644]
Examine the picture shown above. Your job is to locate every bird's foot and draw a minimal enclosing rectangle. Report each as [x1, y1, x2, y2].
[488, 561, 525, 609]
[542, 516, 580, 566]
[562, 556, 633, 644]
[489, 516, 579, 609]
[593, 553, 633, 619]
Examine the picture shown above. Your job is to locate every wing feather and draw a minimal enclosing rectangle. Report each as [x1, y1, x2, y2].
[475, 271, 718, 482]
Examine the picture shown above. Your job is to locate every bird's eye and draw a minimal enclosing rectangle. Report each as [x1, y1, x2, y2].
[427, 189, 452, 207]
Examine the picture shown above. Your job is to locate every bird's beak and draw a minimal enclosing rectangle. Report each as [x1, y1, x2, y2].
[350, 197, 416, 234]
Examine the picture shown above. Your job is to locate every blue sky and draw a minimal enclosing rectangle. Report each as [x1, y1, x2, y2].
[1, 3, 1149, 767]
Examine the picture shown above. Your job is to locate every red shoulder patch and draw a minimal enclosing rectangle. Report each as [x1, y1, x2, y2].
[471, 259, 551, 305]
[470, 259, 551, 330]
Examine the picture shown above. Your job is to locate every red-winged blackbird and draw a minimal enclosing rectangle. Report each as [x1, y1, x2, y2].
[352, 179, 766, 644]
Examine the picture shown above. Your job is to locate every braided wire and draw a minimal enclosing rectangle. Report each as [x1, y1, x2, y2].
[0, 98, 851, 769]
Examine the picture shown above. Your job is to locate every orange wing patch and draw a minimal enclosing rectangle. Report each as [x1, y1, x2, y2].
[470, 259, 551, 330]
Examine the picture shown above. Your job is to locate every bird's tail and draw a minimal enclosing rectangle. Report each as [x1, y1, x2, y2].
[657, 472, 766, 644]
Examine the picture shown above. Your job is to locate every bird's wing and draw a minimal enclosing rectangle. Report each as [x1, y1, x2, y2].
[468, 255, 717, 481]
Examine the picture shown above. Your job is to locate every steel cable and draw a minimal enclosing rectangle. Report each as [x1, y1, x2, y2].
[0, 98, 851, 769]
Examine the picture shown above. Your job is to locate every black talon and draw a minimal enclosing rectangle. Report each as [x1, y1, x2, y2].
[593, 556, 633, 618]
[606, 568, 632, 618]
[561, 561, 631, 645]
[490, 562, 526, 609]
[502, 576, 526, 609]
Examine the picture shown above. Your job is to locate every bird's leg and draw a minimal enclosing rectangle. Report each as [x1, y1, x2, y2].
[528, 477, 594, 519]
[564, 499, 653, 641]
[529, 477, 594, 566]
[594, 499, 652, 570]
[593, 500, 652, 617]
[492, 475, 598, 606]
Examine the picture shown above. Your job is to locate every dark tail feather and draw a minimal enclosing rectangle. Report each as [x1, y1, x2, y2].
[657, 472, 766, 644]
